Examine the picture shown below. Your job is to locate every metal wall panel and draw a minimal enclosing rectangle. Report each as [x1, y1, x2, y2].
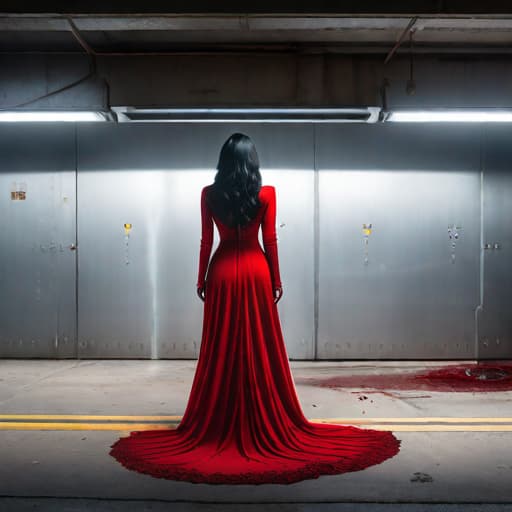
[77, 123, 314, 359]
[479, 126, 512, 358]
[316, 124, 481, 359]
[3, 122, 510, 361]
[0, 124, 76, 357]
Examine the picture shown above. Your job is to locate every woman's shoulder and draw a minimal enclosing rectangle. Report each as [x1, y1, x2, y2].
[262, 185, 276, 200]
[202, 184, 214, 196]
[259, 185, 275, 202]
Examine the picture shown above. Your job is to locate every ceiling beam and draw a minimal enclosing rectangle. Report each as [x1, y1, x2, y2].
[3, 15, 512, 32]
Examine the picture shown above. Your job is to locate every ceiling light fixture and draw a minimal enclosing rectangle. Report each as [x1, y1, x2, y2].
[111, 107, 381, 123]
[0, 111, 109, 122]
[386, 109, 512, 123]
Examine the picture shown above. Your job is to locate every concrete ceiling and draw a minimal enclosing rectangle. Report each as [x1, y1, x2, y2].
[2, 1, 512, 14]
[3, 12, 512, 54]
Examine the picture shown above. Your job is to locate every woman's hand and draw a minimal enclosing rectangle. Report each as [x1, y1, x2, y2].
[197, 285, 205, 302]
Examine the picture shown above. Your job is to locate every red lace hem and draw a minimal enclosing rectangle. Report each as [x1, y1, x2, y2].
[109, 426, 401, 485]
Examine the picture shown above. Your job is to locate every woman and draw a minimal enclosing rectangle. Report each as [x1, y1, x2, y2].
[109, 133, 401, 485]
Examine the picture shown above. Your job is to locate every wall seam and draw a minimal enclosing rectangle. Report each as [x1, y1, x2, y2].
[313, 124, 319, 360]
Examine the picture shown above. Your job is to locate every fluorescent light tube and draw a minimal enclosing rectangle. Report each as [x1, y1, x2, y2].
[388, 110, 512, 123]
[111, 106, 381, 123]
[0, 111, 107, 122]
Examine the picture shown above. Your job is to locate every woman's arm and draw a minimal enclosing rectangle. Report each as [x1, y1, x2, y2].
[261, 186, 282, 289]
[196, 186, 213, 289]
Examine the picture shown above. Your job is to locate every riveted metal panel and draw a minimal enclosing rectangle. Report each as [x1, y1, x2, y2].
[479, 125, 512, 359]
[77, 123, 314, 359]
[0, 124, 76, 357]
[316, 124, 481, 359]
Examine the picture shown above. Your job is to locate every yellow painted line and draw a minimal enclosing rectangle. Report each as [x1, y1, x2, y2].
[2, 415, 512, 422]
[0, 415, 181, 420]
[1, 415, 512, 431]
[0, 423, 174, 431]
[2, 423, 512, 432]
[311, 417, 512, 424]
[361, 425, 512, 432]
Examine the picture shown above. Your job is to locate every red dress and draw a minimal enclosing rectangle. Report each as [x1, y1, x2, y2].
[109, 184, 401, 485]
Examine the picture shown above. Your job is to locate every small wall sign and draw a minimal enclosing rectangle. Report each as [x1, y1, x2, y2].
[10, 182, 27, 200]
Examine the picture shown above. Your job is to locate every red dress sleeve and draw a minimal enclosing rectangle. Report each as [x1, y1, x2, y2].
[197, 186, 213, 288]
[261, 186, 282, 288]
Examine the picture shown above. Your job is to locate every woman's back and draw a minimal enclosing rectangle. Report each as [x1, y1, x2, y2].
[197, 184, 282, 289]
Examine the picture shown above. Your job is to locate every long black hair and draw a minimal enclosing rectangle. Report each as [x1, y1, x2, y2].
[206, 132, 263, 228]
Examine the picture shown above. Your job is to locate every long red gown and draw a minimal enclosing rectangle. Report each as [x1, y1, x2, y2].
[109, 184, 401, 485]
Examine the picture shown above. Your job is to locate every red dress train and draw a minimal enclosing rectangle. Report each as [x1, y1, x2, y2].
[109, 184, 401, 485]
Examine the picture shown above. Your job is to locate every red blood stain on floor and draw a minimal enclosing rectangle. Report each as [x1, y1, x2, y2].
[297, 361, 512, 393]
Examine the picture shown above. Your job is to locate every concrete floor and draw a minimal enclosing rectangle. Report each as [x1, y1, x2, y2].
[1, 360, 512, 511]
